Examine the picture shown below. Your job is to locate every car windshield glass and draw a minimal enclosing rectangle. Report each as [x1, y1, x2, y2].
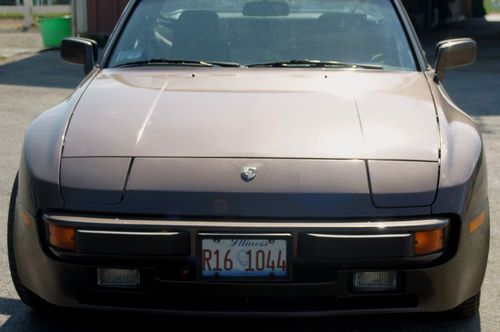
[108, 0, 417, 71]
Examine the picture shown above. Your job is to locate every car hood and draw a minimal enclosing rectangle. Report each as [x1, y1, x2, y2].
[63, 68, 439, 161]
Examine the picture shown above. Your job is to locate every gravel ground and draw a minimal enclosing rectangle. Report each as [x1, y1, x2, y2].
[0, 17, 499, 332]
[0, 20, 42, 62]
[0, 19, 24, 33]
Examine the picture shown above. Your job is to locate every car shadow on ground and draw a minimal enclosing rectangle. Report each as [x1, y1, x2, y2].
[0, 297, 481, 332]
[0, 50, 83, 89]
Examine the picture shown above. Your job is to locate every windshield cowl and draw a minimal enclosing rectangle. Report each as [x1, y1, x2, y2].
[115, 58, 384, 70]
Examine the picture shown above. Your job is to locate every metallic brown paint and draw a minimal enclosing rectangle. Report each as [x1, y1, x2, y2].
[10, 0, 489, 317]
[63, 69, 439, 161]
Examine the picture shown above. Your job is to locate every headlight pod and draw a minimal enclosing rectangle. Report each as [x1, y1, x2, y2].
[60, 157, 131, 205]
[368, 160, 439, 208]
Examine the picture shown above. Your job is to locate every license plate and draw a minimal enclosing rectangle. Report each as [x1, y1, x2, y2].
[200, 235, 290, 280]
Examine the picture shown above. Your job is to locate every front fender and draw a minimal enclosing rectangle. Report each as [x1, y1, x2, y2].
[430, 78, 488, 219]
[428, 74, 489, 306]
[18, 70, 99, 215]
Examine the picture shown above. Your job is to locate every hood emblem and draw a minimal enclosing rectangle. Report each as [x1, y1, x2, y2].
[241, 167, 257, 182]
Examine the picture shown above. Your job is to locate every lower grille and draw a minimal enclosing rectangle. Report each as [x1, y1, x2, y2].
[79, 291, 418, 312]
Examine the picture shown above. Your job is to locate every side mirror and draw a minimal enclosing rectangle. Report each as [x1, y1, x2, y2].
[61, 37, 99, 75]
[435, 38, 476, 81]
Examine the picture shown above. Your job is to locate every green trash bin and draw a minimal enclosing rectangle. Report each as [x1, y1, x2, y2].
[39, 16, 72, 48]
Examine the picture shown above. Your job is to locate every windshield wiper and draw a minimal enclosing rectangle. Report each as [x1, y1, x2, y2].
[247, 59, 383, 70]
[115, 58, 241, 68]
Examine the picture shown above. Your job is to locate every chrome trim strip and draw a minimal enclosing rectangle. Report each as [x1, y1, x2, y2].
[44, 214, 449, 232]
[199, 233, 292, 237]
[307, 233, 411, 239]
[78, 230, 179, 236]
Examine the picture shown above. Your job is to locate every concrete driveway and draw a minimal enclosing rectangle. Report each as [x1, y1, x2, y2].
[0, 17, 499, 332]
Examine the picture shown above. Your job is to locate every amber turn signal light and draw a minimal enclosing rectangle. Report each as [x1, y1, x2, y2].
[469, 211, 486, 234]
[48, 224, 76, 251]
[18, 205, 33, 228]
[414, 228, 444, 256]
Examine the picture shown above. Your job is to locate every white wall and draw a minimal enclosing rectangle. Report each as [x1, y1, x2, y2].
[0, 4, 70, 13]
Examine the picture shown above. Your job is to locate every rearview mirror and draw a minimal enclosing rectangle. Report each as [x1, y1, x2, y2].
[435, 38, 476, 81]
[243, 1, 290, 16]
[61, 37, 99, 75]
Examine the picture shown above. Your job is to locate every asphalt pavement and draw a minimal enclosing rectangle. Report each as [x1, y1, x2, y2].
[0, 17, 499, 331]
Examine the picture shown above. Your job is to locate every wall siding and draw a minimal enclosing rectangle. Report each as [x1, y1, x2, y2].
[86, 0, 128, 34]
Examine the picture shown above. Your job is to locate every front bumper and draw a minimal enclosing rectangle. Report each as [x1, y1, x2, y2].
[13, 209, 490, 316]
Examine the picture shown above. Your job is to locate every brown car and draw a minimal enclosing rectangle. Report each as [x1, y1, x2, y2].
[8, 0, 489, 318]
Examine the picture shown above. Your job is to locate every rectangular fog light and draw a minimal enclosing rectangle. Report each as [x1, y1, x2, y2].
[97, 268, 140, 288]
[353, 271, 399, 292]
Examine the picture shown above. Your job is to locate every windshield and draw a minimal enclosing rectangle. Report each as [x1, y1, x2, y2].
[108, 0, 417, 71]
